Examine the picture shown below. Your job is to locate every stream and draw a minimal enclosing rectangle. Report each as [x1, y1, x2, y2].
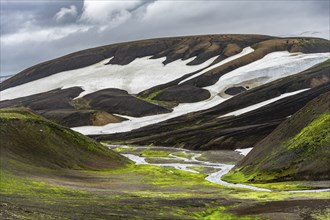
[108, 145, 330, 193]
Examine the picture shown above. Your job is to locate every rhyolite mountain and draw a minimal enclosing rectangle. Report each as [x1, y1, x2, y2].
[0, 34, 329, 151]
[222, 91, 330, 182]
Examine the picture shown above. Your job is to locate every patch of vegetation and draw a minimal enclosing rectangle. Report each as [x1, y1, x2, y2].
[311, 208, 330, 220]
[194, 207, 259, 220]
[250, 182, 311, 191]
[140, 149, 171, 157]
[0, 171, 86, 198]
[171, 151, 191, 159]
[136, 89, 178, 109]
[113, 147, 135, 152]
[287, 111, 330, 152]
[84, 164, 218, 188]
[69, 98, 90, 110]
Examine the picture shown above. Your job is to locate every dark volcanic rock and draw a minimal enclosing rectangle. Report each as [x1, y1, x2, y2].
[154, 85, 211, 103]
[0, 87, 127, 127]
[224, 87, 247, 96]
[83, 88, 171, 117]
[0, 87, 83, 110]
[38, 109, 127, 127]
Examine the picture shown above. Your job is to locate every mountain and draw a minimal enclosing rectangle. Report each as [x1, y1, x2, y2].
[0, 34, 329, 150]
[0, 108, 128, 172]
[222, 92, 330, 182]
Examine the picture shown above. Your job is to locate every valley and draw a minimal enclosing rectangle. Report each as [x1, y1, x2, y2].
[1, 140, 330, 219]
[1, 34, 329, 219]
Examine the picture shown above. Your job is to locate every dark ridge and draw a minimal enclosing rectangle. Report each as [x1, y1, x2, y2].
[153, 85, 211, 103]
[83, 88, 171, 117]
[0, 34, 274, 91]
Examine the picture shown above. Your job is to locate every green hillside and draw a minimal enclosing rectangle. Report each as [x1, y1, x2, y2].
[223, 92, 330, 183]
[0, 108, 129, 172]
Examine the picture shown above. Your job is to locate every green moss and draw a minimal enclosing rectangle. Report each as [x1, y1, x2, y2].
[171, 151, 191, 159]
[287, 112, 330, 152]
[140, 149, 171, 157]
[113, 147, 135, 152]
[0, 171, 86, 198]
[194, 207, 259, 220]
[250, 182, 311, 191]
[223, 111, 330, 184]
[229, 190, 330, 202]
[136, 89, 177, 109]
[84, 164, 218, 188]
[311, 208, 330, 220]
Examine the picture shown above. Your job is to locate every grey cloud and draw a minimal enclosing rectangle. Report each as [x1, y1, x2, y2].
[1, 0, 329, 77]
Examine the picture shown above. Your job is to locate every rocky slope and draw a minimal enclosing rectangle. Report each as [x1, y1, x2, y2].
[222, 92, 330, 182]
[0, 34, 329, 150]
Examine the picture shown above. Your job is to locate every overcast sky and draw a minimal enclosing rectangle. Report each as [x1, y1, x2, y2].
[1, 0, 329, 77]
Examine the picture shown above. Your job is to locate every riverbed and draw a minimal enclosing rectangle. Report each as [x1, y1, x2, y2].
[107, 145, 330, 193]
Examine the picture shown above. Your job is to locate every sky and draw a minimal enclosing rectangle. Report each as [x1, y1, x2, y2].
[1, 0, 329, 77]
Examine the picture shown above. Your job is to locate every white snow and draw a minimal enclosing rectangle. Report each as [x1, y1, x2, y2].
[205, 51, 330, 95]
[72, 91, 225, 134]
[179, 47, 255, 84]
[219, 89, 310, 118]
[235, 148, 253, 156]
[122, 154, 147, 165]
[0, 55, 218, 101]
[72, 51, 328, 135]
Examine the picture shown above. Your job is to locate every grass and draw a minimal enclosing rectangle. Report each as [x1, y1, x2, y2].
[140, 149, 171, 157]
[0, 171, 86, 198]
[311, 208, 330, 220]
[250, 182, 311, 191]
[194, 207, 259, 220]
[113, 147, 135, 152]
[171, 151, 192, 159]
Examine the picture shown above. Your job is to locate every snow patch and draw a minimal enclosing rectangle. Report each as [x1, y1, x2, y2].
[219, 89, 309, 118]
[235, 148, 253, 156]
[179, 47, 255, 84]
[0, 55, 218, 101]
[205, 51, 330, 95]
[72, 91, 225, 135]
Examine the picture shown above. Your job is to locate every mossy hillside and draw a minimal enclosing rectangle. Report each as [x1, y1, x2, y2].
[223, 109, 330, 183]
[0, 108, 129, 170]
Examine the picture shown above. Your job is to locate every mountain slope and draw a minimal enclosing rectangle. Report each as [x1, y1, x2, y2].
[95, 60, 330, 150]
[0, 108, 129, 172]
[0, 34, 329, 150]
[222, 92, 330, 183]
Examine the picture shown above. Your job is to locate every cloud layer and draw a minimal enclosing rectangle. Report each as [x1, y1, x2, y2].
[1, 0, 329, 76]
